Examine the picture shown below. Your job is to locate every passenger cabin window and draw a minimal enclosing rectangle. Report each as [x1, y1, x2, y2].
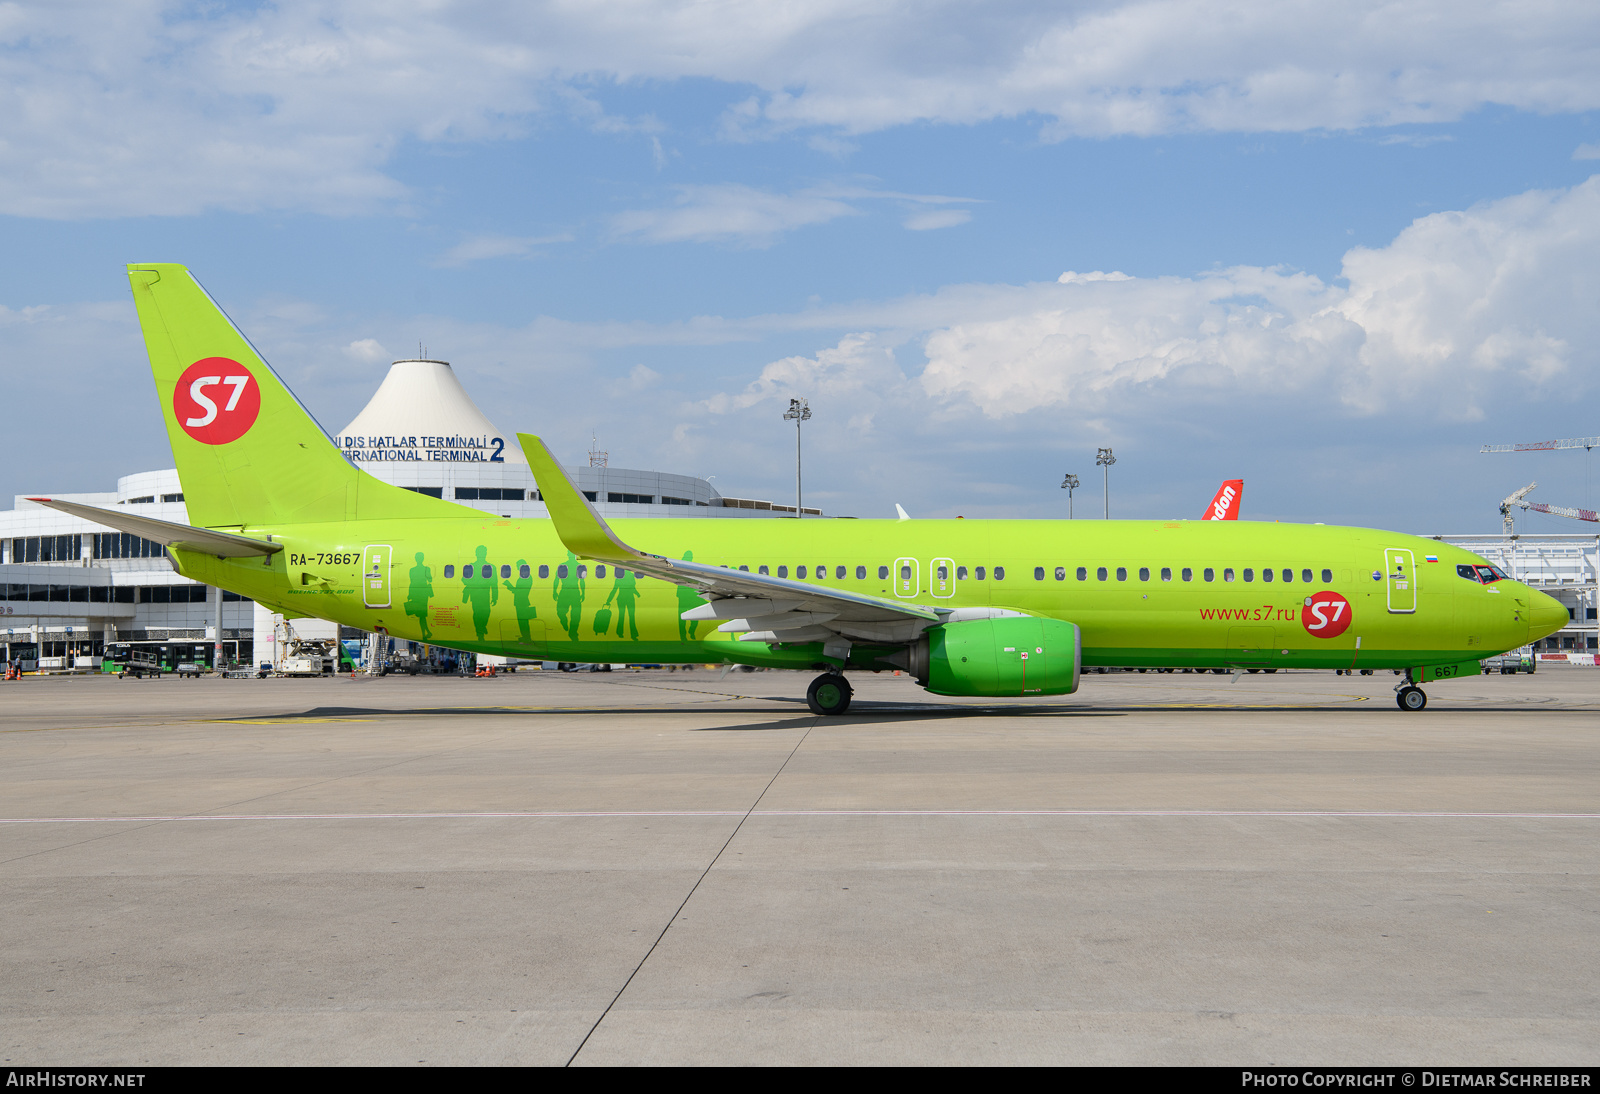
[1283, 569, 1293, 583]
[1055, 567, 1066, 581]
[538, 565, 549, 579]
[1302, 569, 1313, 583]
[1243, 568, 1254, 582]
[1077, 567, 1088, 581]
[556, 565, 567, 578]
[759, 565, 769, 575]
[1161, 567, 1172, 581]
[596, 565, 607, 578]
[1139, 567, 1150, 581]
[1262, 568, 1273, 582]
[444, 565, 456, 578]
[899, 564, 911, 580]
[1224, 568, 1235, 582]
[796, 565, 807, 578]
[501, 565, 512, 579]
[577, 565, 587, 578]
[778, 566, 789, 578]
[1097, 567, 1108, 581]
[1203, 568, 1214, 582]
[1320, 569, 1332, 583]
[957, 566, 968, 580]
[878, 565, 889, 579]
[1116, 567, 1127, 581]
[1182, 567, 1192, 581]
[817, 563, 827, 579]
[976, 567, 986, 580]
[855, 565, 866, 579]
[939, 564, 950, 580]
[994, 567, 1005, 580]
[519, 565, 531, 579]
[1034, 567, 1045, 581]
[836, 566, 846, 579]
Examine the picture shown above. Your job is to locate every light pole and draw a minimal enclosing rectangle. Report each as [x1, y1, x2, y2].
[783, 397, 811, 518]
[1060, 473, 1079, 519]
[1096, 447, 1116, 519]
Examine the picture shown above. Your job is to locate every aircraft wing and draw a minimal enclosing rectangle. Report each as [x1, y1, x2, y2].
[518, 433, 941, 650]
[26, 498, 283, 558]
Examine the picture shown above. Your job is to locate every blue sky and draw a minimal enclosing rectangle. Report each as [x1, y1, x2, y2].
[4, 1, 1600, 532]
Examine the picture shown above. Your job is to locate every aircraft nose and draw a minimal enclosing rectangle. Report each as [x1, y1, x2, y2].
[1527, 589, 1569, 644]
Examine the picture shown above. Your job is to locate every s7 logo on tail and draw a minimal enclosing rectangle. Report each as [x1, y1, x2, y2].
[174, 358, 260, 445]
[1202, 479, 1243, 521]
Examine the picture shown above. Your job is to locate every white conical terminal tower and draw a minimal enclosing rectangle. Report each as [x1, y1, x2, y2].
[336, 358, 525, 464]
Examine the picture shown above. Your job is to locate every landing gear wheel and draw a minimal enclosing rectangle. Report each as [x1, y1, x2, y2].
[806, 673, 853, 716]
[1396, 686, 1427, 712]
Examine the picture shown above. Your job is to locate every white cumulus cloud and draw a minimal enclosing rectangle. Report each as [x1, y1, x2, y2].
[4, 1, 1600, 217]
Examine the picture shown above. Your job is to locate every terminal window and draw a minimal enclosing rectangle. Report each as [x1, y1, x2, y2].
[92, 533, 162, 560]
[608, 493, 655, 504]
[661, 496, 692, 505]
[403, 486, 443, 499]
[11, 535, 82, 563]
[456, 488, 526, 501]
[161, 493, 184, 502]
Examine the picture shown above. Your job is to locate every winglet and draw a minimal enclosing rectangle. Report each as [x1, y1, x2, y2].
[895, 504, 911, 522]
[517, 433, 643, 562]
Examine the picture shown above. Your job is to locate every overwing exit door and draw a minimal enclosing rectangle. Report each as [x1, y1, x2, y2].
[1384, 548, 1416, 614]
[930, 557, 955, 598]
[363, 544, 392, 608]
[893, 557, 919, 598]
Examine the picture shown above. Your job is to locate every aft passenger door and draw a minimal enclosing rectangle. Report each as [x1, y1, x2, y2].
[1384, 548, 1416, 614]
[363, 544, 392, 608]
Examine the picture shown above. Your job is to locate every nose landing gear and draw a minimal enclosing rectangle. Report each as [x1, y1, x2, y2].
[806, 672, 853, 716]
[1396, 684, 1427, 711]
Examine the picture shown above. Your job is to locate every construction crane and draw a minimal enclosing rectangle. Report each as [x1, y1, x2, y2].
[1481, 436, 1600, 453]
[1500, 482, 1537, 535]
[1499, 481, 1599, 532]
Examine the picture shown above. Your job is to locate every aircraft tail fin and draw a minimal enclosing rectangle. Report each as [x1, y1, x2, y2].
[126, 264, 462, 529]
[1202, 479, 1243, 521]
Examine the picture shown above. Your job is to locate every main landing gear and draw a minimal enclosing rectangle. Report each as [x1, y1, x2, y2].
[806, 672, 853, 716]
[1396, 685, 1428, 712]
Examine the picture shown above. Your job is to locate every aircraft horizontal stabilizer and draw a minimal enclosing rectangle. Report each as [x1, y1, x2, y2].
[26, 498, 283, 558]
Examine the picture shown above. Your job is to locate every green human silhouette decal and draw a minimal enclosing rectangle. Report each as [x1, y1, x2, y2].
[553, 550, 587, 642]
[461, 545, 499, 641]
[677, 550, 705, 639]
[405, 551, 434, 641]
[604, 566, 641, 640]
[504, 558, 537, 642]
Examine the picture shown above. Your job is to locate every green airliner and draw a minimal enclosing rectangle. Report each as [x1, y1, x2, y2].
[35, 265, 1569, 715]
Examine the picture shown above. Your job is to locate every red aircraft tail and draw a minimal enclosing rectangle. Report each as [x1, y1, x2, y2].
[1202, 479, 1243, 521]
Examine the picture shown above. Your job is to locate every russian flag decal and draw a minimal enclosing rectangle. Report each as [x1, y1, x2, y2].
[1425, 555, 1438, 562]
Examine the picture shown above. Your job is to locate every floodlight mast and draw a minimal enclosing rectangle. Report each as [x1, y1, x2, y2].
[1096, 448, 1116, 519]
[1061, 473, 1079, 519]
[783, 397, 812, 519]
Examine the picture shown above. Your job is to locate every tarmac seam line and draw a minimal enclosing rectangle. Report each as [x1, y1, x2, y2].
[562, 715, 820, 1067]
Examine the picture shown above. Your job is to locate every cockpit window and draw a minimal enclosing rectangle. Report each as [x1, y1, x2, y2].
[1457, 564, 1480, 582]
[1474, 564, 1509, 584]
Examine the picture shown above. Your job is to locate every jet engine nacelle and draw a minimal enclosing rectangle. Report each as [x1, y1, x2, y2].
[904, 616, 1081, 697]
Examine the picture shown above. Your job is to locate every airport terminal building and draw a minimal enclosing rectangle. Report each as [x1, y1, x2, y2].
[1, 358, 813, 668]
